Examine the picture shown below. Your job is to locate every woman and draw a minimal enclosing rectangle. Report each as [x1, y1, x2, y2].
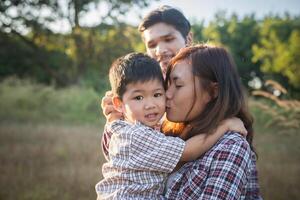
[163, 44, 262, 199]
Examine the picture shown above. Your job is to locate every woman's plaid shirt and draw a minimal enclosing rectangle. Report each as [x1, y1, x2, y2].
[96, 120, 185, 199]
[164, 132, 263, 200]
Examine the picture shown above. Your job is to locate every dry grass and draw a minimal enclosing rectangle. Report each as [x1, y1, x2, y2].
[253, 123, 300, 200]
[0, 123, 105, 200]
[0, 119, 299, 200]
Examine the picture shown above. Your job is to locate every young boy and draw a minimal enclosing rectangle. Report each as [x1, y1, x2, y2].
[95, 53, 246, 199]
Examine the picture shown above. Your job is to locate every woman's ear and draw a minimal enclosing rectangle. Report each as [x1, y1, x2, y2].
[112, 96, 123, 113]
[212, 82, 219, 99]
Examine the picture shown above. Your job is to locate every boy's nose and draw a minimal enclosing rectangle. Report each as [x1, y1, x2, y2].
[144, 102, 155, 110]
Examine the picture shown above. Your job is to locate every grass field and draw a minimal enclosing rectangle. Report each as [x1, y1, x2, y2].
[0, 123, 104, 200]
[0, 79, 299, 199]
[0, 120, 299, 200]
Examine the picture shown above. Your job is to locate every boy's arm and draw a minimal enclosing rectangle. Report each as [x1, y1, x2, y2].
[180, 117, 247, 161]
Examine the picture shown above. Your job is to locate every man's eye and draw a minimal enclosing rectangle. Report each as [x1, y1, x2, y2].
[154, 93, 163, 97]
[147, 43, 156, 49]
[134, 96, 143, 100]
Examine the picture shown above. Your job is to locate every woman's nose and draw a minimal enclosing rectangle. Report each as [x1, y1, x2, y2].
[166, 88, 173, 100]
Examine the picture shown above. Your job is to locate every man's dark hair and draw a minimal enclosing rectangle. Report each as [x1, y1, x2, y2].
[138, 5, 191, 39]
[109, 53, 164, 99]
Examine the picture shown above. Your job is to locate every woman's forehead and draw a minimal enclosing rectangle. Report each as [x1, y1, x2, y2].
[171, 60, 192, 78]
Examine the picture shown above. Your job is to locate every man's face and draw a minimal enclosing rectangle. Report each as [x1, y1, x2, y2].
[143, 22, 187, 75]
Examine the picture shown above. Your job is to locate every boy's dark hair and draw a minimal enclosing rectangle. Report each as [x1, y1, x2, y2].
[138, 5, 191, 39]
[109, 53, 164, 99]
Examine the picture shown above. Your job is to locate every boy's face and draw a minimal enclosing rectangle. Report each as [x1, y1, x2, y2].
[143, 22, 188, 76]
[114, 79, 166, 128]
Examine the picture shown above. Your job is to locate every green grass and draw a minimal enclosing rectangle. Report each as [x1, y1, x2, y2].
[0, 77, 103, 124]
[0, 78, 299, 199]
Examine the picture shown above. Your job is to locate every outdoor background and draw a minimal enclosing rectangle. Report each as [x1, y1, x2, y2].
[0, 0, 299, 199]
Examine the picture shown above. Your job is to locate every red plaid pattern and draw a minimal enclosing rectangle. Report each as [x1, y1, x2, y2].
[96, 120, 185, 199]
[164, 132, 262, 200]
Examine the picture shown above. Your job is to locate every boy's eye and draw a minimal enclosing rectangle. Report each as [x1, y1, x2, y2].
[134, 96, 143, 100]
[154, 93, 163, 97]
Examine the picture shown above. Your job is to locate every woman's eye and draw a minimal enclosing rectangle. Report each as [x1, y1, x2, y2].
[175, 85, 182, 88]
[134, 96, 143, 100]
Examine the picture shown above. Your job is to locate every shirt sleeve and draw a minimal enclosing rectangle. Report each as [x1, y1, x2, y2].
[247, 152, 262, 199]
[129, 125, 185, 173]
[101, 123, 113, 161]
[173, 138, 251, 200]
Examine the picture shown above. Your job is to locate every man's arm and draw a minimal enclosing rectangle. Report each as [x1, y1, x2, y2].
[100, 91, 123, 160]
[101, 124, 113, 161]
[101, 91, 123, 122]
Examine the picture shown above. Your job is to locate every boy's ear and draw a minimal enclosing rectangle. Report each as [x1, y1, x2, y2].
[112, 96, 123, 113]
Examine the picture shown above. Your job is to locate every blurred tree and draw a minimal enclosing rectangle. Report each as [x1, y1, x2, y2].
[190, 19, 206, 43]
[201, 11, 260, 87]
[0, 0, 156, 86]
[252, 15, 300, 89]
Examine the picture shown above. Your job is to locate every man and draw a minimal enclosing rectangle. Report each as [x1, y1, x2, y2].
[102, 5, 193, 122]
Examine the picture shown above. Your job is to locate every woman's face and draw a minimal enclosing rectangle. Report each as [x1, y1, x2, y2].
[166, 60, 211, 122]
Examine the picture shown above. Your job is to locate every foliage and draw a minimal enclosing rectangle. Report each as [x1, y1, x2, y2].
[0, 0, 155, 86]
[0, 77, 106, 124]
[252, 15, 300, 89]
[0, 6, 299, 96]
[192, 11, 261, 86]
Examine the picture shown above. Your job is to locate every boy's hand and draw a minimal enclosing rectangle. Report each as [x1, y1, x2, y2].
[101, 91, 123, 122]
[221, 117, 247, 137]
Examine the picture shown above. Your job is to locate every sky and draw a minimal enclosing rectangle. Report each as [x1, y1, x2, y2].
[51, 0, 300, 33]
[126, 0, 300, 25]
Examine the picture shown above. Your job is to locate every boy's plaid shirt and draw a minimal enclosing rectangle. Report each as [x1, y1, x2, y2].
[96, 120, 185, 199]
[164, 132, 263, 200]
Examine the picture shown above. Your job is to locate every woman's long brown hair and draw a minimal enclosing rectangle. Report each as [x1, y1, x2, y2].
[162, 44, 255, 151]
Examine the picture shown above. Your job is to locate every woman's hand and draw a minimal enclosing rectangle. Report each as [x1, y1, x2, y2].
[221, 117, 247, 137]
[101, 91, 123, 122]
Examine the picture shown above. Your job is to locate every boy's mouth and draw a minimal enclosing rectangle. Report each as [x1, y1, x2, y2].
[145, 113, 158, 121]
